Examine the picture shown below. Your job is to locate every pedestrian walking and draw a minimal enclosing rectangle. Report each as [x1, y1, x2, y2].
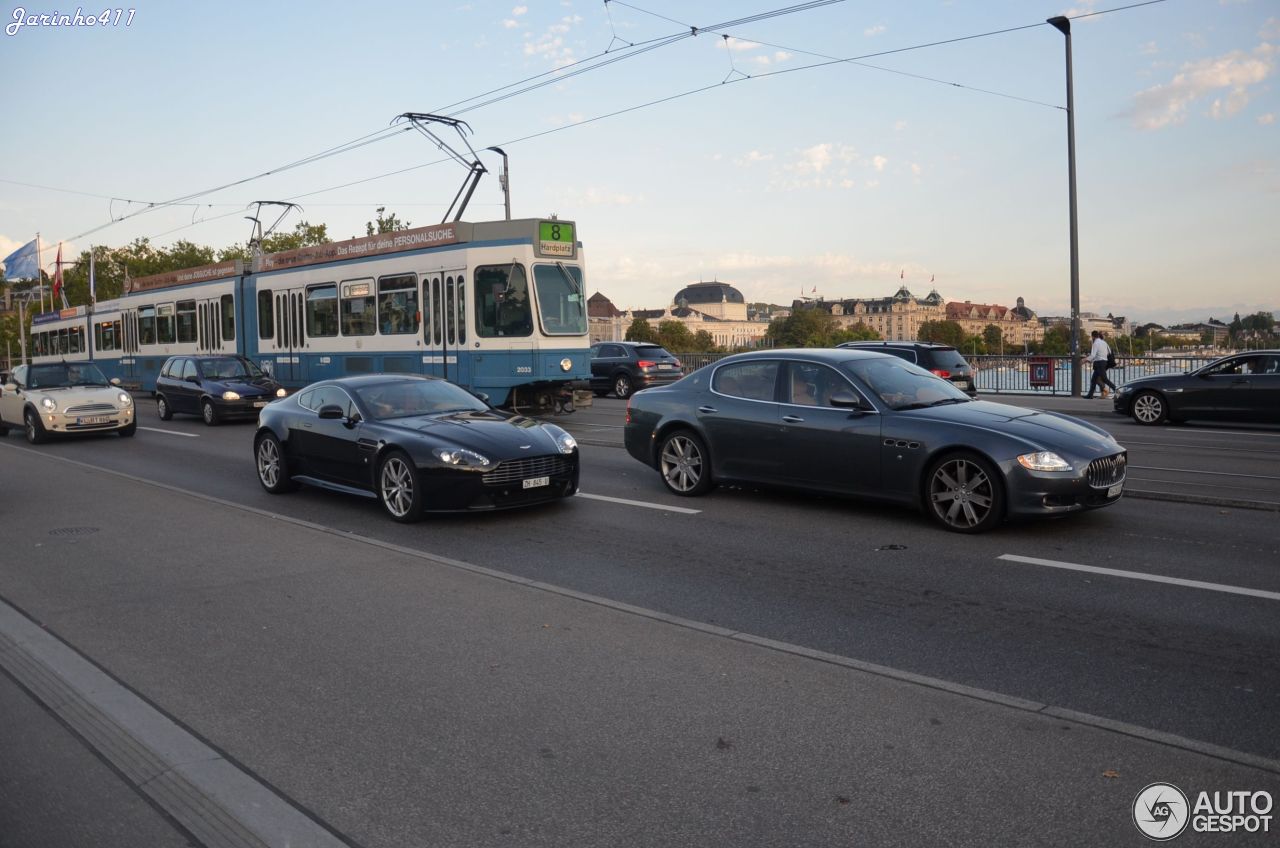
[1084, 330, 1117, 399]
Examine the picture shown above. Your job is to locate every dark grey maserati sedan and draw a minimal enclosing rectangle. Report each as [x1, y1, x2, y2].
[623, 349, 1127, 533]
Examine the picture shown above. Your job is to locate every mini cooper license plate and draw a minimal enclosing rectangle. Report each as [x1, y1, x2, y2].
[77, 415, 111, 425]
[523, 476, 550, 489]
[1106, 483, 1123, 498]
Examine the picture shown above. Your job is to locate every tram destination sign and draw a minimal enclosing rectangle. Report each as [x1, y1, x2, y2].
[257, 223, 464, 272]
[537, 220, 575, 258]
[128, 259, 244, 293]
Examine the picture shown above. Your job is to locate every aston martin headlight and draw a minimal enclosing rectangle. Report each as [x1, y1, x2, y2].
[433, 447, 491, 469]
[41, 397, 57, 412]
[1017, 451, 1072, 472]
[222, 390, 241, 400]
[276, 387, 287, 398]
[560, 357, 573, 372]
[117, 392, 133, 406]
[545, 424, 578, 455]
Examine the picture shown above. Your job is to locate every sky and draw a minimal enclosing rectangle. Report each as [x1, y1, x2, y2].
[0, 0, 1276, 326]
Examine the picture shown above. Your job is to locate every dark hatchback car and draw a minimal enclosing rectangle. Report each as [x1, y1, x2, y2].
[155, 355, 286, 425]
[590, 341, 683, 399]
[1113, 350, 1280, 425]
[254, 374, 580, 521]
[837, 341, 978, 396]
[624, 349, 1126, 533]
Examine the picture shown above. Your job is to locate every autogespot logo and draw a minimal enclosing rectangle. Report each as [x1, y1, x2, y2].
[1133, 783, 1190, 841]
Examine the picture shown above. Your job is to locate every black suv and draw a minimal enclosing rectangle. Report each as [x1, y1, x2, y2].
[836, 341, 978, 396]
[155, 355, 286, 425]
[590, 341, 683, 399]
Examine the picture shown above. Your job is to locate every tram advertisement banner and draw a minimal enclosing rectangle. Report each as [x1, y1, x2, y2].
[129, 260, 244, 293]
[256, 223, 463, 273]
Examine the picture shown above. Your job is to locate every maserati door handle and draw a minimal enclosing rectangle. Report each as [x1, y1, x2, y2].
[698, 406, 718, 414]
[782, 415, 805, 423]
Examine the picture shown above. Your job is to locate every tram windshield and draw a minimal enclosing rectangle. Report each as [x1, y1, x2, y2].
[533, 263, 587, 335]
[27, 362, 111, 389]
[198, 357, 266, 380]
[356, 379, 487, 420]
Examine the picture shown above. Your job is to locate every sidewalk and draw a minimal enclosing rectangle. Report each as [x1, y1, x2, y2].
[1, 445, 1277, 847]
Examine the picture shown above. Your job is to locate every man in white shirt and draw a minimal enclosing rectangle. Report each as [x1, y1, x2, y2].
[1084, 330, 1117, 399]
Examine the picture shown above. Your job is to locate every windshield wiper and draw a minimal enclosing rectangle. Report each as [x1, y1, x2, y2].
[928, 398, 969, 406]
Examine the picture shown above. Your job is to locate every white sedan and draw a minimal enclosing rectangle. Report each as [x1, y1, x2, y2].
[0, 362, 136, 443]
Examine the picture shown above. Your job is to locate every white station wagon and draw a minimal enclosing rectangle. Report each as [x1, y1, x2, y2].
[0, 362, 136, 443]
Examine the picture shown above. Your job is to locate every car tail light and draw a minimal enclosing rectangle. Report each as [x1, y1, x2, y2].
[637, 360, 656, 369]
[931, 369, 951, 378]
[672, 359, 681, 368]
[625, 396, 632, 424]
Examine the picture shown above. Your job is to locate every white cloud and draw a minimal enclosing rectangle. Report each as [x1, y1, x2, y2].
[503, 18, 518, 28]
[718, 38, 762, 52]
[733, 150, 774, 166]
[894, 120, 907, 131]
[1129, 44, 1276, 130]
[511, 5, 527, 15]
[523, 15, 582, 67]
[864, 25, 885, 37]
[1139, 41, 1158, 56]
[910, 162, 923, 177]
[872, 155, 888, 172]
[1259, 113, 1277, 125]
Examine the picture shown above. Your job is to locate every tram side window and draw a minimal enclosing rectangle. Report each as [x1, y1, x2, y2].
[221, 294, 235, 342]
[475, 264, 532, 338]
[533, 264, 587, 335]
[33, 332, 45, 357]
[340, 279, 376, 336]
[378, 274, 418, 335]
[258, 290, 273, 339]
[176, 300, 197, 343]
[138, 306, 156, 345]
[306, 283, 338, 338]
[156, 304, 176, 344]
[57, 328, 68, 355]
[70, 326, 84, 354]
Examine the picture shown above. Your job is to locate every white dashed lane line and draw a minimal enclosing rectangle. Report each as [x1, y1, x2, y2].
[576, 493, 700, 514]
[138, 426, 199, 438]
[998, 554, 1280, 602]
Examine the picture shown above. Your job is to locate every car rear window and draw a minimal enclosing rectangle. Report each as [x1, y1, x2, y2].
[926, 348, 971, 370]
[634, 345, 674, 359]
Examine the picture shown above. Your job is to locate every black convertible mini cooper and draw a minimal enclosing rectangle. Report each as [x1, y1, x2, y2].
[624, 349, 1127, 533]
[254, 374, 579, 521]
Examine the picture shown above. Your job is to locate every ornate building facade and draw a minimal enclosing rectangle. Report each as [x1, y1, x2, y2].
[812, 286, 946, 341]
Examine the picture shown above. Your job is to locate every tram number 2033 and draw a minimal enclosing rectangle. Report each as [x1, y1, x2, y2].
[515, 366, 533, 374]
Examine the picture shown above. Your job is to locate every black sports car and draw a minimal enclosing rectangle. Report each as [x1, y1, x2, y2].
[624, 349, 1127, 533]
[1113, 350, 1279, 425]
[253, 374, 579, 521]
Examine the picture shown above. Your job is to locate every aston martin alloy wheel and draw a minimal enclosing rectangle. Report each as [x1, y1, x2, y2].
[926, 453, 1003, 533]
[255, 433, 298, 494]
[378, 451, 424, 522]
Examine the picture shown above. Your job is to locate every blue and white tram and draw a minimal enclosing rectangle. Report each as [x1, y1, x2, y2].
[25, 218, 592, 408]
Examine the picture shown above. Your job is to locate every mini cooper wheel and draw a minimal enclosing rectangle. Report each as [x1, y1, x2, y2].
[255, 432, 298, 493]
[24, 409, 47, 444]
[613, 374, 633, 399]
[156, 395, 173, 420]
[378, 450, 424, 522]
[201, 399, 220, 426]
[1131, 391, 1167, 425]
[658, 430, 713, 496]
[925, 452, 1004, 534]
[118, 421, 136, 437]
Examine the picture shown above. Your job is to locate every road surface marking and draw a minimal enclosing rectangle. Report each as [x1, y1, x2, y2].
[1129, 464, 1280, 481]
[139, 426, 198, 438]
[576, 492, 700, 514]
[998, 554, 1280, 602]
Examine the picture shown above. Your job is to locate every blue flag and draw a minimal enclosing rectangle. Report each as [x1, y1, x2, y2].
[2, 238, 39, 281]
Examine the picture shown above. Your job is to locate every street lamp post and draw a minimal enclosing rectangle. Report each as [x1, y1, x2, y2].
[486, 146, 511, 221]
[1047, 15, 1083, 397]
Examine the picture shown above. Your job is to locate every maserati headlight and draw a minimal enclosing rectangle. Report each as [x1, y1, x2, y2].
[41, 397, 57, 412]
[544, 424, 577, 454]
[1017, 451, 1072, 472]
[433, 447, 491, 469]
[276, 387, 287, 398]
[117, 392, 133, 406]
[222, 391, 241, 400]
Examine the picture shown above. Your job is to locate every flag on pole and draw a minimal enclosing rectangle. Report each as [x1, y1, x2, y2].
[930, 274, 935, 283]
[811, 286, 816, 293]
[900, 268, 904, 280]
[89, 248, 96, 305]
[53, 243, 64, 300]
[1, 238, 39, 280]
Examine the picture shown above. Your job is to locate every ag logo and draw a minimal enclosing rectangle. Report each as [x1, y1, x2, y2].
[1133, 783, 1190, 840]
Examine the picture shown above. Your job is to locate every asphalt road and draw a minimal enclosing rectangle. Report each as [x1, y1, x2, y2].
[2, 396, 1278, 845]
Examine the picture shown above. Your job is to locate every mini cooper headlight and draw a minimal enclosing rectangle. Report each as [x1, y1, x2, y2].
[222, 390, 241, 400]
[1017, 451, 1072, 472]
[118, 392, 133, 406]
[433, 447, 491, 469]
[276, 387, 287, 398]
[41, 397, 57, 412]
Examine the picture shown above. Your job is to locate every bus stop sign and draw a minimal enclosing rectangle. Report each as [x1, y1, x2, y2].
[1029, 357, 1055, 387]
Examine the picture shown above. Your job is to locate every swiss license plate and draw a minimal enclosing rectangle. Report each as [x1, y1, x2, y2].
[253, 401, 269, 408]
[659, 363, 675, 370]
[1106, 483, 1123, 498]
[523, 476, 550, 489]
[77, 415, 111, 425]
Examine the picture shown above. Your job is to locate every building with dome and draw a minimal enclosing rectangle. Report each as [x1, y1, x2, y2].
[946, 296, 1043, 346]
[586, 281, 770, 349]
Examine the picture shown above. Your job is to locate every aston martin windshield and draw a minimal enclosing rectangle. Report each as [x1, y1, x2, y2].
[356, 380, 488, 420]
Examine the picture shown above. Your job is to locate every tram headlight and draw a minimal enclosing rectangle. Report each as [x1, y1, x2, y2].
[559, 357, 573, 372]
[222, 391, 241, 400]
[41, 397, 57, 412]
[433, 447, 491, 469]
[117, 392, 133, 406]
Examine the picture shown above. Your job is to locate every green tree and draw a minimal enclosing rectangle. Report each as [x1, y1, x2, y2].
[1037, 325, 1071, 356]
[365, 206, 411, 236]
[766, 308, 849, 347]
[625, 317, 657, 343]
[219, 221, 331, 261]
[656, 320, 695, 352]
[832, 321, 880, 344]
[917, 320, 966, 348]
[982, 324, 1004, 353]
[691, 329, 719, 352]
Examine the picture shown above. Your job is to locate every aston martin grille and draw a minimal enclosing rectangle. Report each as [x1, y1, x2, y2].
[482, 455, 572, 486]
[1087, 453, 1127, 489]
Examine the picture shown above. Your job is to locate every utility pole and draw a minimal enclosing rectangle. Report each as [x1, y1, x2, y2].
[1048, 16, 1083, 397]
[487, 147, 511, 221]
